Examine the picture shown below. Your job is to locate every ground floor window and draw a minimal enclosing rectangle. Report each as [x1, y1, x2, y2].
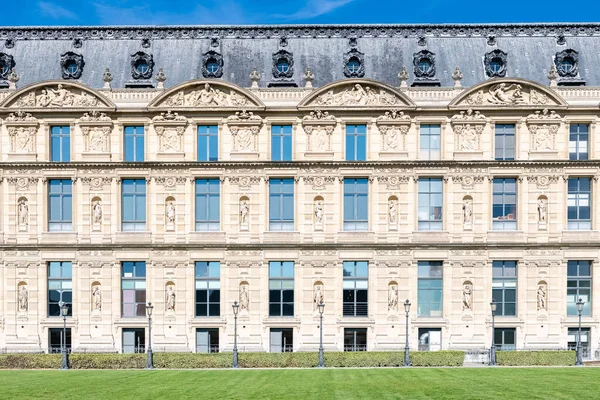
[494, 328, 516, 351]
[344, 328, 367, 352]
[123, 328, 145, 354]
[270, 328, 293, 352]
[48, 328, 71, 354]
[196, 328, 219, 353]
[568, 328, 590, 358]
[418, 328, 442, 351]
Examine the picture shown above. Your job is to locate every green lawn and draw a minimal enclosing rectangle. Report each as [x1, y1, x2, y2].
[0, 368, 596, 399]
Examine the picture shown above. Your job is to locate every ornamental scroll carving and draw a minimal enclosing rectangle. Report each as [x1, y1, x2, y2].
[451, 109, 486, 152]
[227, 111, 262, 152]
[160, 82, 253, 108]
[526, 109, 562, 151]
[302, 110, 337, 152]
[376, 110, 411, 152]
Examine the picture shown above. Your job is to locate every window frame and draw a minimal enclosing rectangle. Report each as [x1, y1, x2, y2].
[343, 178, 369, 231]
[121, 261, 146, 318]
[195, 179, 220, 231]
[48, 261, 72, 317]
[567, 177, 592, 230]
[124, 126, 145, 162]
[271, 125, 293, 162]
[417, 177, 443, 231]
[417, 261, 443, 317]
[345, 124, 367, 161]
[492, 261, 517, 317]
[269, 178, 294, 231]
[268, 261, 295, 317]
[121, 179, 147, 231]
[569, 124, 589, 161]
[494, 328, 516, 351]
[342, 261, 368, 317]
[50, 125, 70, 162]
[492, 178, 517, 231]
[195, 261, 221, 317]
[197, 125, 219, 162]
[344, 328, 367, 352]
[419, 124, 441, 160]
[494, 124, 515, 161]
[48, 179, 73, 232]
[567, 260, 591, 316]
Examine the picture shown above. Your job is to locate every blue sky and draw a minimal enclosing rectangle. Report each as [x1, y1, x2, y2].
[5, 0, 600, 25]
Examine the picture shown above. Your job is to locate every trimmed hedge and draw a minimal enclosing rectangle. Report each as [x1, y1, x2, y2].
[496, 351, 575, 366]
[0, 351, 464, 369]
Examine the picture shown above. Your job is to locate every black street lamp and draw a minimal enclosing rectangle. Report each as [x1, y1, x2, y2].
[146, 302, 154, 369]
[576, 298, 585, 366]
[403, 299, 411, 367]
[59, 301, 69, 370]
[318, 301, 325, 368]
[490, 299, 497, 366]
[232, 301, 239, 368]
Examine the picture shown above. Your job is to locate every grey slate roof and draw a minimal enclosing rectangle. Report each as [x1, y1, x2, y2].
[1, 23, 600, 89]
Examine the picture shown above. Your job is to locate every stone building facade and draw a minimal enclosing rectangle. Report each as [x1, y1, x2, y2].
[0, 24, 599, 356]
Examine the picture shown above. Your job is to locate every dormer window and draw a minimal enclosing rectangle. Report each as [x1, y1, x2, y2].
[65, 60, 79, 75]
[484, 49, 507, 78]
[489, 58, 503, 74]
[60, 51, 84, 79]
[0, 61, 9, 76]
[558, 57, 575, 75]
[343, 48, 365, 78]
[554, 49, 584, 86]
[276, 59, 290, 74]
[347, 58, 361, 73]
[206, 59, 219, 74]
[201, 50, 223, 78]
[130, 51, 154, 80]
[418, 58, 433, 75]
[412, 50, 439, 86]
[134, 60, 149, 76]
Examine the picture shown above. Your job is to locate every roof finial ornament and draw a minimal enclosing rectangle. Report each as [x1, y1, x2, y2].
[547, 63, 559, 87]
[102, 68, 113, 90]
[398, 66, 409, 90]
[7, 68, 19, 90]
[156, 68, 166, 90]
[250, 67, 261, 89]
[303, 67, 315, 89]
[452, 66, 463, 89]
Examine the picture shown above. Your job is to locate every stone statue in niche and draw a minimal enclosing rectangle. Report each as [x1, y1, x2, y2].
[463, 283, 472, 311]
[388, 285, 398, 311]
[537, 285, 547, 311]
[240, 200, 249, 227]
[537, 198, 547, 223]
[389, 200, 397, 224]
[18, 198, 28, 227]
[18, 285, 28, 312]
[92, 200, 102, 225]
[239, 284, 250, 312]
[462, 199, 473, 224]
[313, 284, 324, 309]
[92, 285, 102, 311]
[314, 201, 324, 226]
[166, 285, 176, 311]
[166, 201, 176, 225]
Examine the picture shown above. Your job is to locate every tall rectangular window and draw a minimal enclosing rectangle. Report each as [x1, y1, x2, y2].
[345, 124, 366, 161]
[343, 261, 368, 317]
[568, 177, 591, 230]
[569, 124, 589, 161]
[492, 178, 517, 230]
[417, 261, 443, 317]
[492, 261, 517, 316]
[195, 261, 220, 317]
[48, 261, 72, 317]
[197, 125, 218, 161]
[494, 328, 516, 351]
[270, 328, 293, 352]
[195, 179, 220, 231]
[343, 178, 368, 231]
[568, 328, 590, 358]
[495, 124, 515, 161]
[121, 261, 146, 318]
[122, 328, 145, 353]
[122, 179, 146, 231]
[269, 261, 294, 317]
[567, 260, 591, 316]
[48, 179, 72, 231]
[269, 178, 294, 231]
[419, 124, 441, 160]
[50, 126, 70, 162]
[49, 328, 71, 354]
[344, 328, 367, 351]
[418, 178, 443, 230]
[271, 125, 292, 161]
[124, 126, 144, 162]
[196, 328, 219, 353]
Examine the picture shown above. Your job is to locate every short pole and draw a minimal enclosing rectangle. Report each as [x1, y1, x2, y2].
[146, 302, 154, 369]
[403, 299, 411, 367]
[232, 301, 239, 368]
[318, 301, 325, 368]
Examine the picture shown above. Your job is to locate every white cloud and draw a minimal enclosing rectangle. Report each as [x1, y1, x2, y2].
[279, 0, 356, 20]
[37, 1, 79, 21]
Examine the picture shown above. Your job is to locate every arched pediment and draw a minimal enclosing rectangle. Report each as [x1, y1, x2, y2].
[449, 78, 567, 109]
[0, 81, 116, 110]
[298, 79, 416, 110]
[148, 80, 265, 110]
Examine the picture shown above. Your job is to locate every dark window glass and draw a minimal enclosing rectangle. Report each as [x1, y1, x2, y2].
[48, 261, 72, 317]
[123, 328, 145, 353]
[269, 261, 294, 317]
[492, 261, 517, 316]
[492, 178, 517, 231]
[344, 328, 367, 351]
[417, 261, 443, 317]
[494, 328, 516, 351]
[49, 328, 71, 353]
[195, 261, 220, 317]
[270, 328, 293, 352]
[343, 261, 368, 317]
[495, 124, 515, 161]
[196, 328, 219, 353]
[121, 262, 146, 318]
[567, 260, 591, 316]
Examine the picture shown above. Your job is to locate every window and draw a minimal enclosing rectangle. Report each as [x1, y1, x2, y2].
[276, 60, 289, 74]
[347, 58, 361, 73]
[343, 178, 368, 231]
[48, 261, 72, 317]
[418, 328, 442, 351]
[195, 261, 220, 317]
[494, 328, 516, 351]
[205, 59, 220, 74]
[124, 126, 144, 162]
[492, 261, 517, 317]
[270, 328, 293, 352]
[121, 262, 146, 318]
[271, 125, 292, 161]
[122, 179, 146, 231]
[269, 261, 294, 317]
[419, 124, 441, 160]
[48, 179, 72, 231]
[418, 59, 433, 74]
[65, 60, 78, 75]
[49, 328, 71, 354]
[134, 61, 149, 75]
[494, 124, 515, 160]
[196, 328, 219, 353]
[345, 124, 366, 161]
[195, 179, 220, 231]
[568, 328, 590, 358]
[343, 261, 368, 317]
[568, 178, 591, 230]
[269, 179, 294, 231]
[567, 260, 591, 316]
[344, 328, 367, 351]
[492, 178, 517, 230]
[418, 261, 443, 317]
[559, 57, 575, 75]
[418, 178, 443, 230]
[569, 124, 589, 161]
[50, 126, 70, 162]
[123, 328, 145, 353]
[197, 125, 218, 161]
[489, 58, 503, 74]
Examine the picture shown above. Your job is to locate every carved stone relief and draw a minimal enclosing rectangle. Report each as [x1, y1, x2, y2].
[92, 198, 103, 227]
[302, 110, 336, 152]
[537, 282, 547, 311]
[92, 284, 102, 311]
[376, 110, 411, 152]
[166, 284, 176, 311]
[313, 282, 324, 310]
[451, 109, 486, 152]
[155, 126, 185, 152]
[463, 282, 473, 311]
[314, 83, 406, 107]
[465, 83, 552, 106]
[18, 284, 28, 312]
[11, 84, 102, 108]
[527, 109, 562, 151]
[388, 282, 399, 311]
[82, 127, 111, 152]
[8, 127, 36, 153]
[17, 197, 28, 230]
[162, 82, 252, 108]
[239, 282, 250, 312]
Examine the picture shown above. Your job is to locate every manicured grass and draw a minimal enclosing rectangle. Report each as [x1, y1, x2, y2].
[0, 368, 596, 399]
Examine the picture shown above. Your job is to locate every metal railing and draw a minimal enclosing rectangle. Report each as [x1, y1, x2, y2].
[344, 345, 367, 352]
